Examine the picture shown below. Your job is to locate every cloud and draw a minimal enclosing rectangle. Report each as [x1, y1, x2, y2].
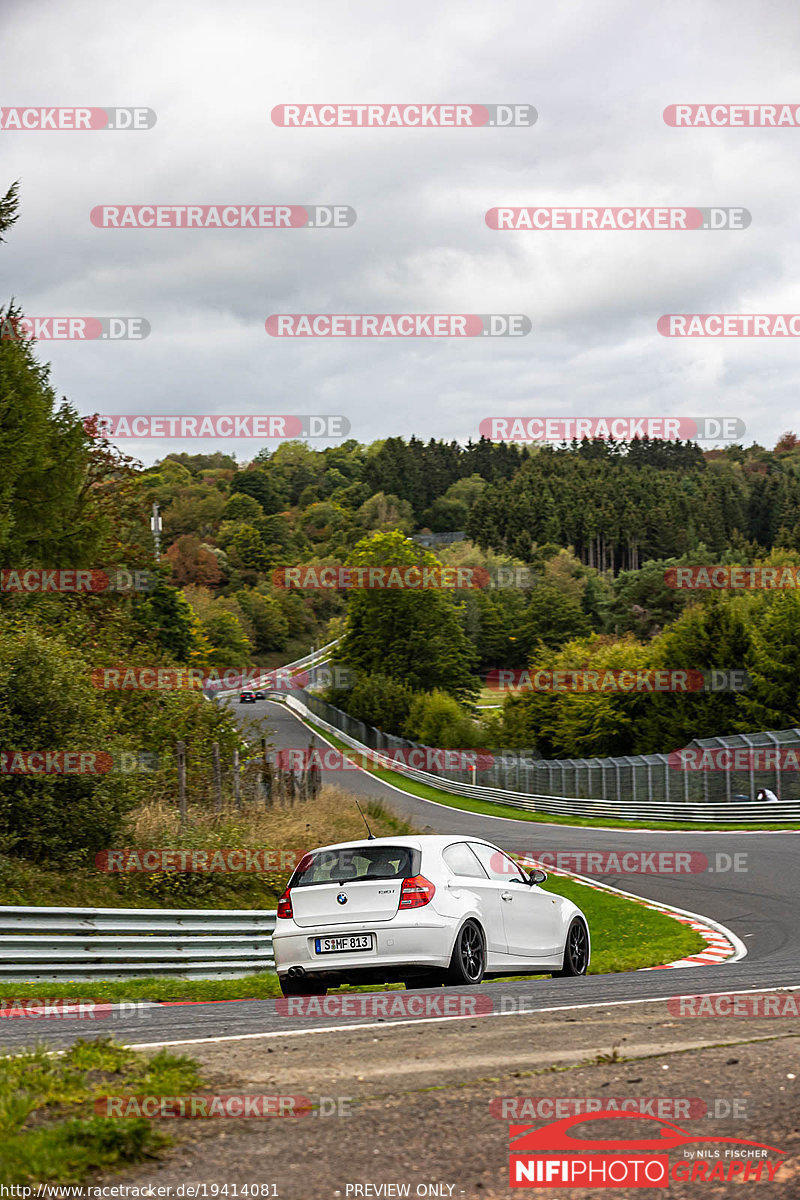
[1, 0, 799, 462]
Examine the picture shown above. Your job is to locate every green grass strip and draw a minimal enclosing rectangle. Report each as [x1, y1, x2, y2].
[0, 1038, 202, 1186]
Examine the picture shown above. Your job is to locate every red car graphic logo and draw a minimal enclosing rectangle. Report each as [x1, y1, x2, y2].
[510, 1110, 784, 1155]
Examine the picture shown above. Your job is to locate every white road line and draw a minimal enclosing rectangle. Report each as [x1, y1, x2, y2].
[123, 985, 800, 1051]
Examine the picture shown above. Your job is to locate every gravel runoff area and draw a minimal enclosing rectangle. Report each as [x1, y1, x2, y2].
[96, 997, 799, 1200]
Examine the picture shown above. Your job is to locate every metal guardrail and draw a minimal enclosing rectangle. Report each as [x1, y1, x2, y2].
[294, 689, 800, 809]
[0, 906, 277, 981]
[285, 695, 800, 824]
[214, 640, 339, 700]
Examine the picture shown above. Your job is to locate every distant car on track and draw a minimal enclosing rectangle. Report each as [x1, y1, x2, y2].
[273, 834, 590, 996]
[239, 691, 256, 703]
[254, 690, 266, 699]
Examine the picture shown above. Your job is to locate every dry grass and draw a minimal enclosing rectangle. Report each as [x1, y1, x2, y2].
[106, 786, 417, 906]
[126, 784, 413, 852]
[0, 789, 415, 911]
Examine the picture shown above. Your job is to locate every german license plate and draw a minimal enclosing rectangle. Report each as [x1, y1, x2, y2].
[314, 934, 373, 954]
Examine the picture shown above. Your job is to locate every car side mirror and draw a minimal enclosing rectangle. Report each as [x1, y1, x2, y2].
[509, 869, 547, 886]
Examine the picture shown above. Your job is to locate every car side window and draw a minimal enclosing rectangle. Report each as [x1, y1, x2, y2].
[469, 842, 525, 882]
[443, 842, 490, 879]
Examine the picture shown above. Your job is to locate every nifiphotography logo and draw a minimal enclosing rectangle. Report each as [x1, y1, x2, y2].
[508, 1111, 784, 1188]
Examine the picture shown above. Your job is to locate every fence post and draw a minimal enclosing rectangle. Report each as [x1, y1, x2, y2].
[233, 748, 241, 810]
[212, 742, 222, 813]
[261, 737, 272, 807]
[177, 741, 186, 824]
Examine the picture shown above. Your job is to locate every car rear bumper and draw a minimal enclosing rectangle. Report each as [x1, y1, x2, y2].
[273, 919, 452, 979]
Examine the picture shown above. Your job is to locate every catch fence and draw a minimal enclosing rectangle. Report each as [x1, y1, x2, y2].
[291, 690, 800, 817]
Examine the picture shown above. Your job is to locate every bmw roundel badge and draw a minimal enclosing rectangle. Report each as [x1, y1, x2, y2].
[337, 892, 348, 904]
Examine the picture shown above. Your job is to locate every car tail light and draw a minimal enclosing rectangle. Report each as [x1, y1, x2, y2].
[399, 874, 435, 909]
[277, 886, 293, 919]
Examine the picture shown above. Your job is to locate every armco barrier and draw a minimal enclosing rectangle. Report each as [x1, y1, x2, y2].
[0, 906, 276, 981]
[215, 640, 338, 700]
[283, 696, 800, 824]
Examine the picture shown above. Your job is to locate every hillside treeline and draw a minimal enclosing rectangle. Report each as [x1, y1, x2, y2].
[467, 439, 800, 571]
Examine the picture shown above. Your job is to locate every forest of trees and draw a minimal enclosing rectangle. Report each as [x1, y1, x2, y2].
[467, 438, 800, 571]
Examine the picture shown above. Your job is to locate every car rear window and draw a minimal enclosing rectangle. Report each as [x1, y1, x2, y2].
[290, 845, 419, 887]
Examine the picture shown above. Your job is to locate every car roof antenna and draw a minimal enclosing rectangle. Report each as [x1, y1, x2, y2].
[354, 798, 376, 840]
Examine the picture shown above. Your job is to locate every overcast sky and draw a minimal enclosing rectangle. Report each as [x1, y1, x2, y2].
[1, 0, 798, 465]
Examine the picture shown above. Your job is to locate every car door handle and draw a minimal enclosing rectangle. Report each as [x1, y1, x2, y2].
[501, 891, 513, 901]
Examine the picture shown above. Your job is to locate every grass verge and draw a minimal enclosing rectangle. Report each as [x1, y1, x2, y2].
[0, 976, 281, 1003]
[537, 874, 704, 972]
[0, 1038, 202, 1186]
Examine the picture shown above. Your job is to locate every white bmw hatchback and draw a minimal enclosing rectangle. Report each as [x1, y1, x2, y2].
[273, 834, 590, 996]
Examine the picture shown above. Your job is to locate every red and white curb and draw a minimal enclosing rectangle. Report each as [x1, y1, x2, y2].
[518, 857, 745, 970]
[646, 916, 736, 969]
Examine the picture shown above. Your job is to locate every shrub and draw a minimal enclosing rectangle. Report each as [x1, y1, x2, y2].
[403, 690, 484, 749]
[0, 628, 142, 862]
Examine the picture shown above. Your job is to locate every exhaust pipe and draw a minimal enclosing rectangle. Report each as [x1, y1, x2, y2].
[287, 966, 306, 978]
